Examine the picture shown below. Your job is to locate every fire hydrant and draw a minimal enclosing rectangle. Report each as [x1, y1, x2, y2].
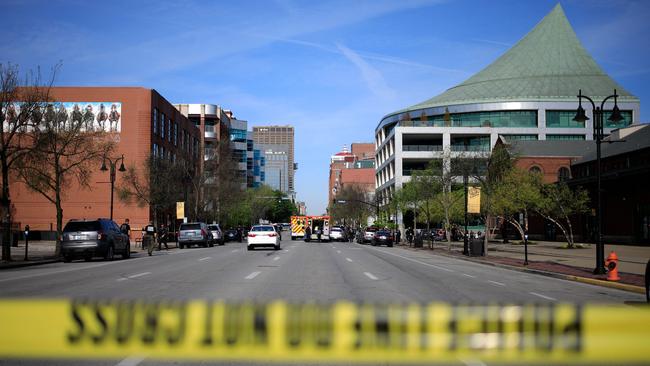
[605, 251, 620, 282]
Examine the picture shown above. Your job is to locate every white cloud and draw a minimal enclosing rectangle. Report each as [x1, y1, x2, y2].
[336, 43, 396, 100]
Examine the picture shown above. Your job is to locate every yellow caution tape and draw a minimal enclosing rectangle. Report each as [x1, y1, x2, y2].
[1, 299, 649, 363]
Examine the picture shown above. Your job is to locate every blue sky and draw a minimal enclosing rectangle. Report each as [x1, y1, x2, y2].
[2, 0, 649, 215]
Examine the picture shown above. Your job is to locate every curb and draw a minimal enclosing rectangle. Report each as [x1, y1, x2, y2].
[403, 246, 646, 295]
[0, 258, 60, 270]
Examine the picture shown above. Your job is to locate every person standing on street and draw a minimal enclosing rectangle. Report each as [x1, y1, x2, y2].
[120, 219, 131, 245]
[158, 223, 169, 250]
[396, 229, 401, 245]
[142, 221, 157, 256]
[305, 225, 311, 242]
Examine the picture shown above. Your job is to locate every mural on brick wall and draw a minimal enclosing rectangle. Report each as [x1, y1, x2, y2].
[3, 102, 122, 133]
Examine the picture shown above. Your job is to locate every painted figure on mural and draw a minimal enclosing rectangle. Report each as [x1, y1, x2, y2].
[56, 104, 68, 130]
[70, 103, 83, 128]
[6, 104, 18, 132]
[31, 105, 43, 131]
[44, 104, 56, 127]
[96, 103, 108, 131]
[109, 103, 120, 132]
[82, 104, 95, 131]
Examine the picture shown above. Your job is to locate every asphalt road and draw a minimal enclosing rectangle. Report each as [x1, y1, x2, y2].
[0, 237, 645, 366]
[0, 237, 643, 302]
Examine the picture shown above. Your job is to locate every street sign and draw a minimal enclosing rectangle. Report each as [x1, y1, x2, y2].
[467, 186, 481, 213]
[176, 201, 185, 219]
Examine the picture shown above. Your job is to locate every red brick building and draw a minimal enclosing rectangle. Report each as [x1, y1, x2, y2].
[328, 143, 376, 205]
[10, 87, 201, 235]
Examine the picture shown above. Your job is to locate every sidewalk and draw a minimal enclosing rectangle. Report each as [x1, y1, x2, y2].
[400, 239, 649, 293]
[0, 240, 168, 269]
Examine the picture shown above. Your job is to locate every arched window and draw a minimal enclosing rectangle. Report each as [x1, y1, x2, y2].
[529, 166, 542, 175]
[558, 167, 571, 182]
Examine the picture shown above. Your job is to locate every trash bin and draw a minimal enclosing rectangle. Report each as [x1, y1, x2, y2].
[414, 234, 423, 248]
[470, 238, 484, 256]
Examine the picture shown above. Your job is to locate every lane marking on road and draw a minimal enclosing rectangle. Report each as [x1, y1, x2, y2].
[245, 271, 261, 280]
[273, 256, 280, 261]
[462, 273, 476, 278]
[115, 355, 147, 366]
[337, 250, 341, 254]
[529, 292, 557, 301]
[346, 258, 353, 263]
[0, 261, 123, 283]
[198, 257, 211, 261]
[117, 272, 151, 282]
[364, 272, 378, 280]
[488, 280, 506, 287]
[231, 249, 239, 253]
[367, 247, 454, 272]
[460, 358, 487, 366]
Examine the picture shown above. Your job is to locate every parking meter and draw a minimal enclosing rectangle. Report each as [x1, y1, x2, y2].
[24, 225, 30, 261]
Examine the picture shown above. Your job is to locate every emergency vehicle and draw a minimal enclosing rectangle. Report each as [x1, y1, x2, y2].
[291, 215, 331, 241]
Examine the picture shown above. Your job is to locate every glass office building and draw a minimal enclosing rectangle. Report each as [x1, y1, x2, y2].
[375, 4, 640, 207]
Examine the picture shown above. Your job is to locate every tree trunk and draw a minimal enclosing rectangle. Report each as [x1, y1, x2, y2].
[55, 172, 63, 257]
[1, 151, 11, 261]
[565, 214, 575, 248]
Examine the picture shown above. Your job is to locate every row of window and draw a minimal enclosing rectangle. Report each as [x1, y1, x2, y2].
[529, 166, 571, 182]
[152, 108, 200, 159]
[395, 110, 632, 129]
[152, 143, 176, 163]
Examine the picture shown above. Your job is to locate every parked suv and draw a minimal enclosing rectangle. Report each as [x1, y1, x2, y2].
[61, 219, 130, 262]
[178, 222, 213, 248]
[208, 224, 225, 245]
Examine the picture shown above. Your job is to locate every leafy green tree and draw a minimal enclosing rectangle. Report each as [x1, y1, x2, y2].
[492, 168, 542, 242]
[330, 184, 372, 227]
[534, 182, 589, 248]
[470, 144, 514, 254]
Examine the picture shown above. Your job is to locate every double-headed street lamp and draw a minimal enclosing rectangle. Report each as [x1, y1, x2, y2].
[100, 154, 126, 221]
[573, 89, 623, 275]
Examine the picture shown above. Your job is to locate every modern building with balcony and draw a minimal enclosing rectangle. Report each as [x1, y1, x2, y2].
[374, 4, 640, 206]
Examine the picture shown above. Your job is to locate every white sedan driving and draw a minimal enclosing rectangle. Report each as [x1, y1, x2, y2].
[247, 225, 281, 251]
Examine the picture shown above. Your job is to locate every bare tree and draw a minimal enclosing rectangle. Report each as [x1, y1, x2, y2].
[0, 63, 57, 260]
[17, 99, 114, 255]
[117, 155, 185, 227]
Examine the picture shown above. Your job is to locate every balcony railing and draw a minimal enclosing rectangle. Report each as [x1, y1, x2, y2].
[450, 145, 490, 152]
[403, 145, 443, 152]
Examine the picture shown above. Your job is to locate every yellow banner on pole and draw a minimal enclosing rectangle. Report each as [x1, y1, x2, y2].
[467, 186, 481, 214]
[176, 201, 185, 219]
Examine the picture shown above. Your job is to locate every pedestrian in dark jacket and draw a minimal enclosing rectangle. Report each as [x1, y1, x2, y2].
[396, 230, 401, 244]
[158, 224, 169, 250]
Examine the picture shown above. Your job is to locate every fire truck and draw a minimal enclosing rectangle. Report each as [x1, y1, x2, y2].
[291, 215, 331, 241]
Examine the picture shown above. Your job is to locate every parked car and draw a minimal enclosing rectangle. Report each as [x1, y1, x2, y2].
[359, 227, 378, 244]
[61, 219, 130, 262]
[178, 222, 213, 248]
[208, 224, 225, 245]
[247, 225, 281, 251]
[372, 230, 394, 247]
[224, 229, 242, 242]
[329, 226, 347, 242]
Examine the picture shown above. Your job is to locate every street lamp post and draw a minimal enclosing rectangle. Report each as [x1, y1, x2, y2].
[463, 173, 469, 256]
[573, 89, 623, 275]
[100, 154, 126, 221]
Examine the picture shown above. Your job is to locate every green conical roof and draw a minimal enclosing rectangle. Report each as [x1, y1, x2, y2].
[397, 4, 638, 115]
